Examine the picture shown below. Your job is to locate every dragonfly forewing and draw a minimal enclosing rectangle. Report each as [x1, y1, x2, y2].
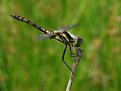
[57, 23, 79, 31]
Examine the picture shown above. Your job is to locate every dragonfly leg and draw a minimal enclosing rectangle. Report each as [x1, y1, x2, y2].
[69, 45, 76, 57]
[62, 44, 72, 72]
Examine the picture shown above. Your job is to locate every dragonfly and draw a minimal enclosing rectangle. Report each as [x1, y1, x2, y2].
[10, 14, 83, 72]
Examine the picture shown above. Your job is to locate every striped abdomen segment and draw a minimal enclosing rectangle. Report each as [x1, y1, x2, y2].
[10, 14, 47, 34]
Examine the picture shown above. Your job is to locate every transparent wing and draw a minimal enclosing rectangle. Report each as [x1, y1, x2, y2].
[36, 34, 52, 40]
[57, 23, 79, 31]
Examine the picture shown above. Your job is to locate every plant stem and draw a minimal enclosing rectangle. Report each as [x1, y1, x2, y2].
[66, 48, 83, 91]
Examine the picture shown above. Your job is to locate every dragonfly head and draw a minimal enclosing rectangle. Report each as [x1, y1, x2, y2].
[74, 36, 83, 47]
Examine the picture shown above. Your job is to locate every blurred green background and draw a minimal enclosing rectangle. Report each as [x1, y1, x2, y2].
[0, 0, 121, 91]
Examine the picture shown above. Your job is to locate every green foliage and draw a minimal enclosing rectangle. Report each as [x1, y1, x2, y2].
[0, 0, 121, 91]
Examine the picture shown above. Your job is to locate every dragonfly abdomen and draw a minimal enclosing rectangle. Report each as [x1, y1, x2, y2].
[10, 14, 47, 34]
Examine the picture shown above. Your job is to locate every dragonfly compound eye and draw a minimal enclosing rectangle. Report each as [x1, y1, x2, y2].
[75, 36, 83, 47]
